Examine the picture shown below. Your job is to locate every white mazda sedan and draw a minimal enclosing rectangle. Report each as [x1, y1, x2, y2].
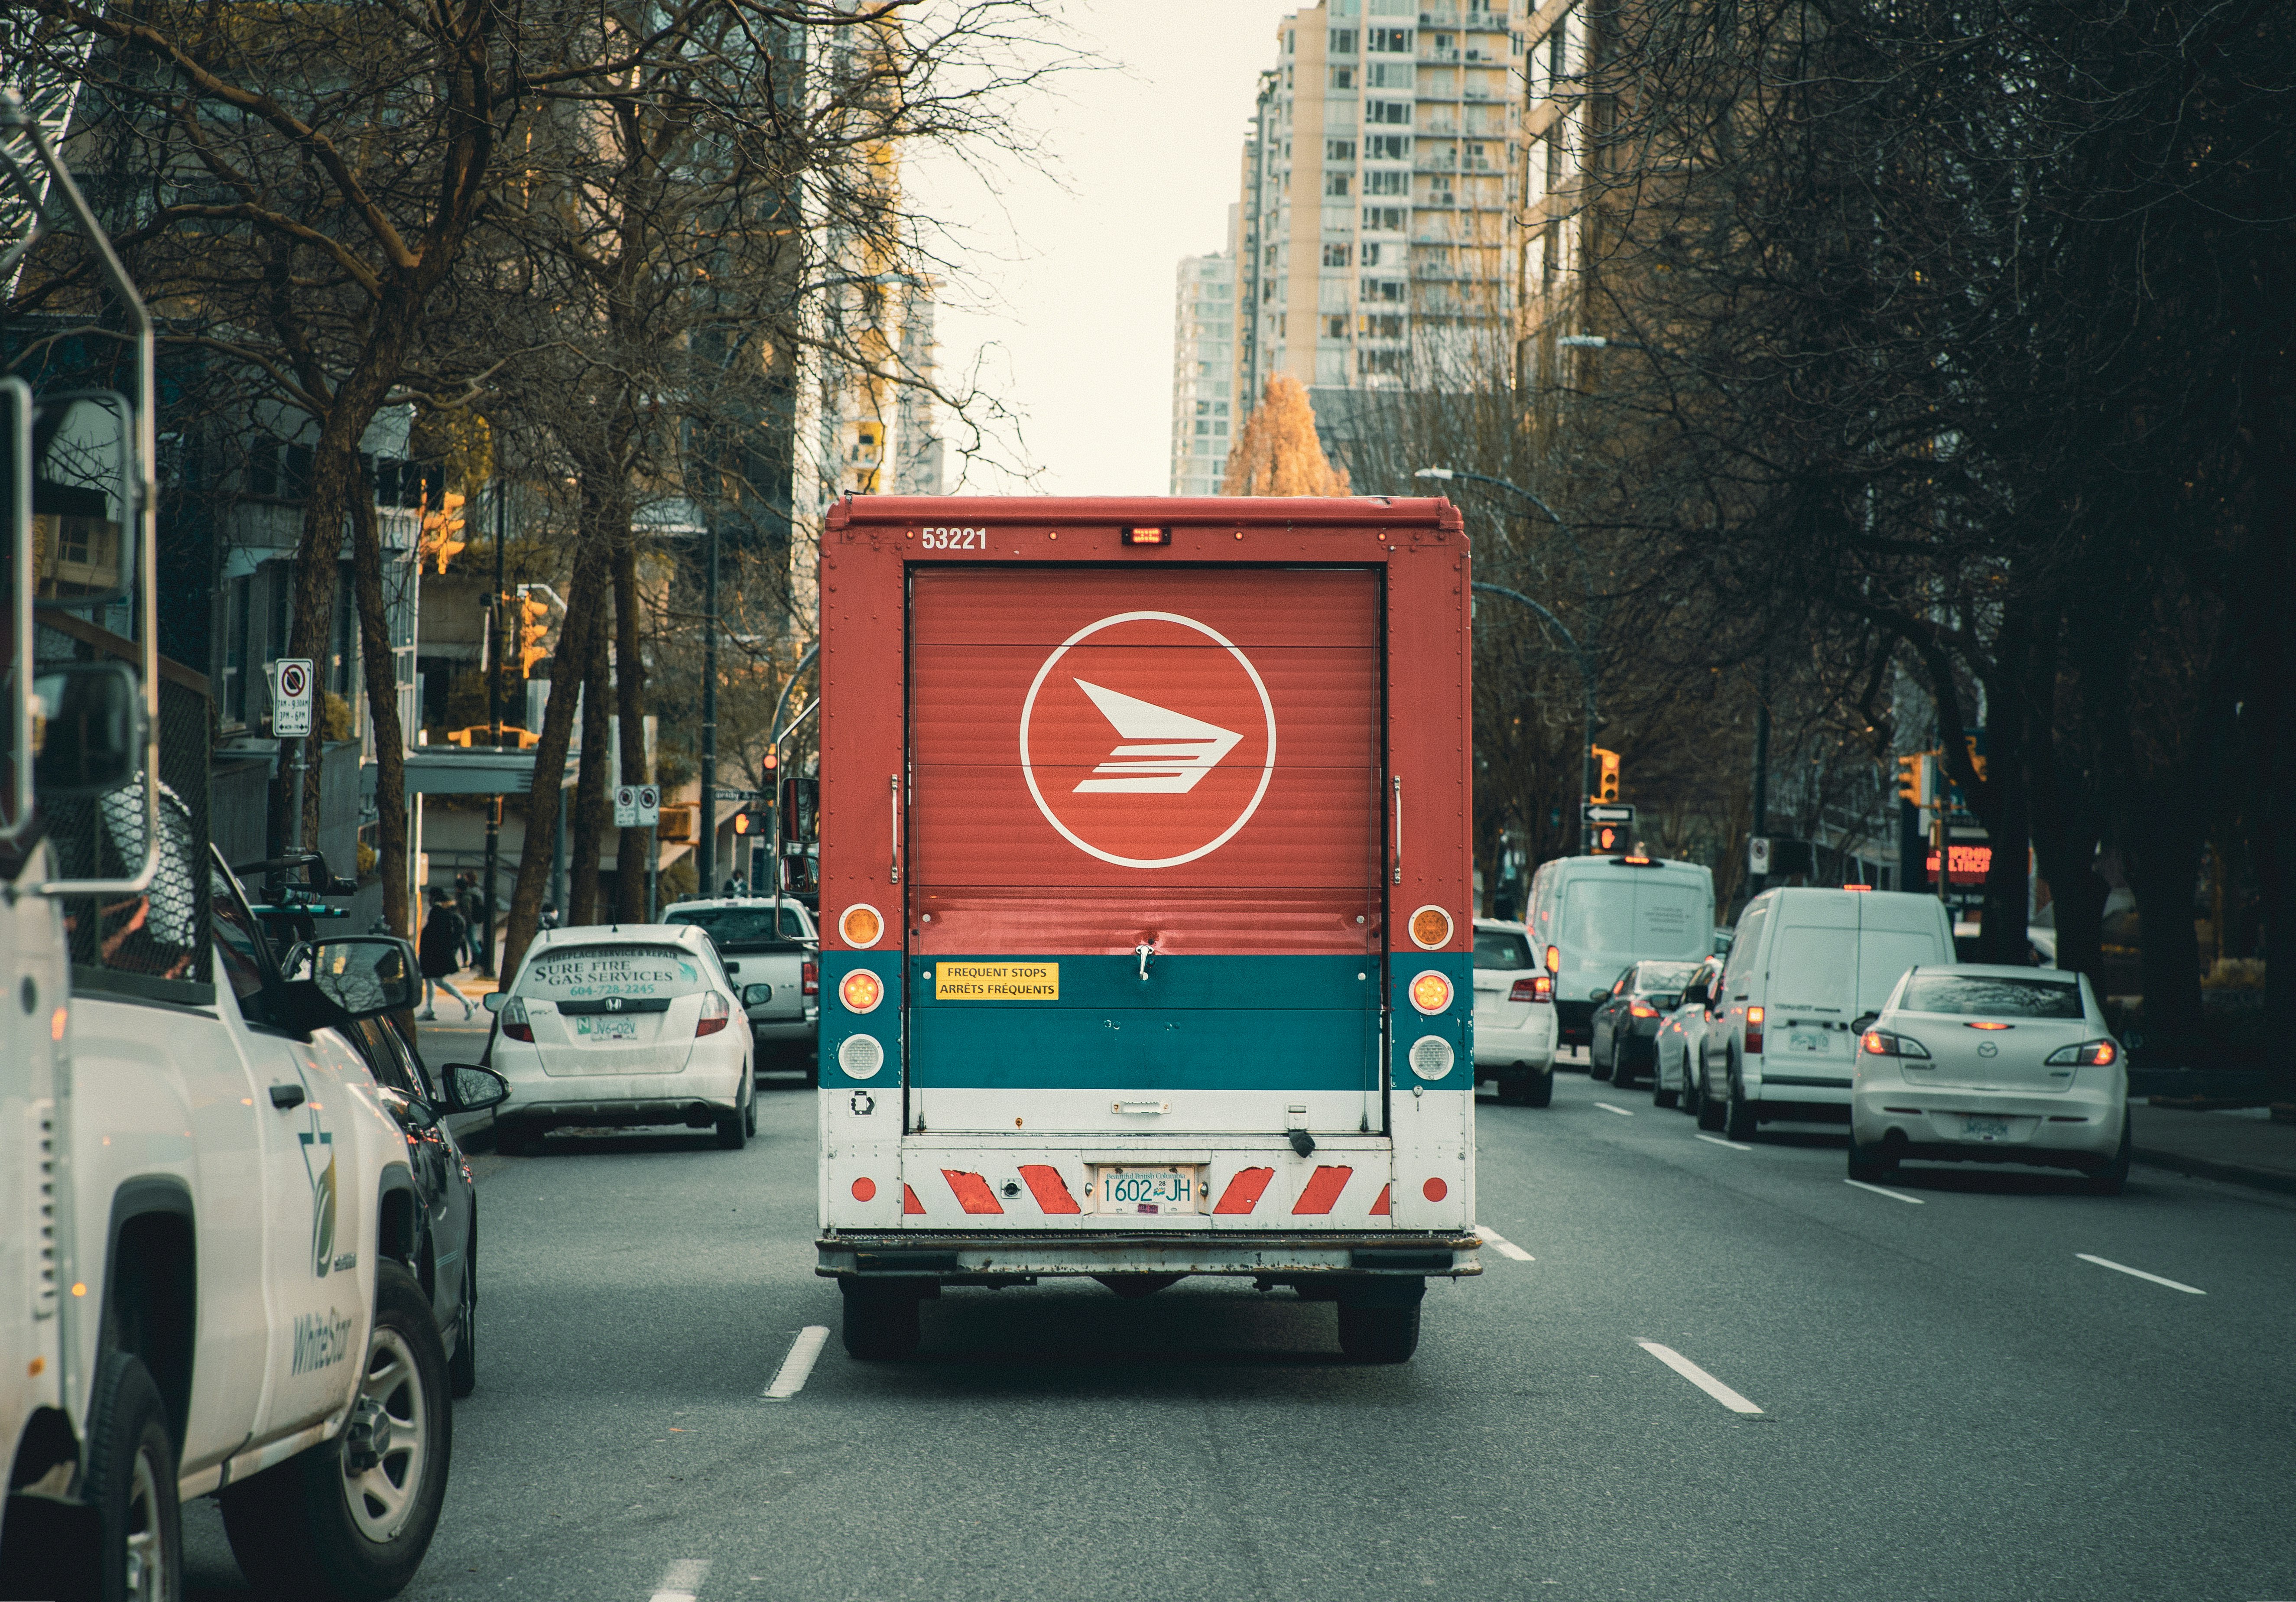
[1850, 964, 2127, 1193]
[484, 923, 755, 1154]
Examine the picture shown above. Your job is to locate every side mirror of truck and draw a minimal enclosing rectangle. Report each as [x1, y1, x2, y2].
[307, 936, 421, 1018]
[439, 1063, 510, 1114]
[29, 390, 138, 610]
[32, 661, 143, 798]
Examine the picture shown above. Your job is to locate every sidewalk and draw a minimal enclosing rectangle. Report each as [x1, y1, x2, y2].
[2129, 1101, 2296, 1197]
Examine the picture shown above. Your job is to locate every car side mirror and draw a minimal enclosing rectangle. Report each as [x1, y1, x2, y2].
[1852, 1011, 1879, 1034]
[307, 937, 419, 1017]
[1590, 988, 1612, 1002]
[32, 662, 143, 798]
[482, 991, 504, 1013]
[743, 984, 773, 1007]
[440, 1063, 510, 1114]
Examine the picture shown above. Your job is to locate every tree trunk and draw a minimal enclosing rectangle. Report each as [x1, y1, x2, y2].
[500, 542, 606, 982]
[570, 595, 614, 927]
[2125, 790, 2205, 1067]
[612, 533, 650, 923]
[348, 467, 410, 939]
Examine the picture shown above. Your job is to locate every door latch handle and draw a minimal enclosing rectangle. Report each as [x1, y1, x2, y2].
[1136, 941, 1156, 981]
[269, 1083, 306, 1110]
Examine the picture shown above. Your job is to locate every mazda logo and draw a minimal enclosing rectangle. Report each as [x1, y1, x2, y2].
[1976, 1042, 1997, 1058]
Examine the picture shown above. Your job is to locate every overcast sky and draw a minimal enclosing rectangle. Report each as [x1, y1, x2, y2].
[907, 1, 1299, 497]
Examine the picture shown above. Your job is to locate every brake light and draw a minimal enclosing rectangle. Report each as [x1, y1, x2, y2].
[1844, 883, 1874, 891]
[802, 959, 818, 997]
[1745, 1004, 1763, 1054]
[696, 992, 731, 1037]
[1508, 976, 1552, 1004]
[500, 996, 533, 1042]
[1965, 1020, 2013, 1030]
[2044, 1039, 2118, 1066]
[839, 968, 884, 1014]
[1861, 1029, 1931, 1059]
[1408, 971, 1454, 1014]
[1545, 945, 1559, 973]
[1621, 855, 1653, 865]
[1629, 1001, 1659, 1019]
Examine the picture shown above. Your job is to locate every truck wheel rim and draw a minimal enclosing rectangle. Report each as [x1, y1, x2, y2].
[126, 1436, 172, 1601]
[342, 1326, 428, 1543]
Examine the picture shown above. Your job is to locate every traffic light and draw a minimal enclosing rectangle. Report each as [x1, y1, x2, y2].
[515, 591, 551, 675]
[419, 491, 467, 573]
[1962, 734, 1987, 785]
[762, 747, 778, 775]
[1595, 824, 1621, 853]
[1592, 746, 1621, 803]
[1897, 754, 1924, 805]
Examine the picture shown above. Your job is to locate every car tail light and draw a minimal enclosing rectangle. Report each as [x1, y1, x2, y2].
[1545, 945, 1559, 973]
[1965, 1020, 2013, 1031]
[501, 996, 533, 1042]
[1745, 1004, 1764, 1055]
[1508, 977, 1543, 1003]
[1408, 970, 1454, 1015]
[1629, 1001, 1659, 1019]
[2044, 1039, 2117, 1066]
[802, 959, 818, 997]
[1860, 1029, 1931, 1059]
[839, 968, 884, 1014]
[696, 992, 731, 1037]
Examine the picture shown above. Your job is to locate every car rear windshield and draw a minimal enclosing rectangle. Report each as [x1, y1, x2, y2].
[1635, 962, 1702, 994]
[1474, 929, 1534, 970]
[1900, 973, 2083, 1019]
[664, 907, 810, 949]
[519, 943, 711, 1001]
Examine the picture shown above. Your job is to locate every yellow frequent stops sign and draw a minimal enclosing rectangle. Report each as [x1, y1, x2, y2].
[935, 962, 1059, 1001]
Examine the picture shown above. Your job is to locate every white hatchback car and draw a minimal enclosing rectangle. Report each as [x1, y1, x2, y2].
[1653, 955, 1724, 1113]
[1471, 920, 1556, 1106]
[1850, 964, 2128, 1193]
[485, 923, 755, 1154]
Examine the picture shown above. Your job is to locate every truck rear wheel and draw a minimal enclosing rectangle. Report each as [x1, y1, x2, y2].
[221, 1261, 451, 1601]
[840, 1280, 922, 1360]
[1336, 1302, 1421, 1363]
[86, 1350, 181, 1602]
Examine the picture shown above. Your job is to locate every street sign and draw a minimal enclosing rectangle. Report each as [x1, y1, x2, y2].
[272, 658, 314, 737]
[637, 784, 659, 826]
[614, 784, 638, 827]
[1583, 803, 1635, 824]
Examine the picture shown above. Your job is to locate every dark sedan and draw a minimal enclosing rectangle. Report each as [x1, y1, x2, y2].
[1590, 960, 1706, 1088]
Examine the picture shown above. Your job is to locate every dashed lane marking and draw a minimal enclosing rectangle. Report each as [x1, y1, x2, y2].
[1694, 1133, 1752, 1151]
[762, 1326, 831, 1399]
[650, 1558, 710, 1602]
[1845, 1178, 1924, 1205]
[1474, 1225, 1535, 1261]
[1594, 1102, 1635, 1117]
[1635, 1340, 1764, 1415]
[2077, 1253, 2205, 1296]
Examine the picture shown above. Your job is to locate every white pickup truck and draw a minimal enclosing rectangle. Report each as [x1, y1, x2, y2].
[1, 377, 503, 1599]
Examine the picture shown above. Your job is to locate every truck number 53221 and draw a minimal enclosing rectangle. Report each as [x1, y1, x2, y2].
[919, 526, 987, 549]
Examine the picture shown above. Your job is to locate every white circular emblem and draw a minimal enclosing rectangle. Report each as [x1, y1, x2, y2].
[1017, 611, 1277, 870]
[838, 1034, 885, 1079]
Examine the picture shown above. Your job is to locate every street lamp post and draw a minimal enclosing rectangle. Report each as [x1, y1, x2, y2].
[1415, 465, 1603, 851]
[698, 520, 719, 897]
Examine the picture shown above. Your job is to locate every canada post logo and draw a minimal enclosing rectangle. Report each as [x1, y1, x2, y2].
[1018, 611, 1276, 869]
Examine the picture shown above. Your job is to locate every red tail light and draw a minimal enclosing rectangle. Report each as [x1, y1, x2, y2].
[696, 992, 731, 1037]
[1508, 977, 1537, 1002]
[501, 996, 533, 1042]
[1629, 1001, 1659, 1019]
[802, 960, 818, 997]
[1745, 1004, 1764, 1055]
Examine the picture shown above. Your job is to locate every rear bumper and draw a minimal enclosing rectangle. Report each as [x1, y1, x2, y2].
[816, 1230, 1483, 1281]
[506, 1096, 737, 1128]
[1472, 1011, 1556, 1071]
[1853, 1079, 2124, 1165]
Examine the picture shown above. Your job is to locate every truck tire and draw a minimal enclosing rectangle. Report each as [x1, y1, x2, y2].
[840, 1280, 922, 1361]
[85, 1350, 181, 1602]
[221, 1261, 451, 1602]
[447, 1228, 477, 1400]
[1724, 1074, 1758, 1143]
[1336, 1302, 1420, 1363]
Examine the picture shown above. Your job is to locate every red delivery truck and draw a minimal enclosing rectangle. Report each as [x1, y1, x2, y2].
[814, 496, 1480, 1362]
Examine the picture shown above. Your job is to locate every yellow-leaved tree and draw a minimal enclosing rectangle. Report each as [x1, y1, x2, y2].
[1220, 374, 1351, 496]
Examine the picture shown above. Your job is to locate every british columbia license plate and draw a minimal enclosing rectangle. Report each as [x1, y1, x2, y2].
[1092, 1166, 1202, 1216]
[575, 1016, 638, 1040]
[1962, 1115, 2010, 1141]
[1787, 1030, 1831, 1053]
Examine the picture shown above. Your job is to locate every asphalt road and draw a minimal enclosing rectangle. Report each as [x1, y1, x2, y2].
[183, 1061, 2296, 1602]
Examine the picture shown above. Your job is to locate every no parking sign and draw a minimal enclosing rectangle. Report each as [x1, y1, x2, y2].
[272, 658, 314, 737]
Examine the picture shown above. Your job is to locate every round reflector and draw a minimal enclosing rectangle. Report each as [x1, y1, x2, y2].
[1408, 1035, 1454, 1080]
[839, 969, 884, 1014]
[839, 903, 885, 948]
[838, 1034, 885, 1079]
[850, 1177, 878, 1202]
[1422, 1177, 1449, 1202]
[1407, 905, 1454, 950]
[1408, 970, 1453, 1015]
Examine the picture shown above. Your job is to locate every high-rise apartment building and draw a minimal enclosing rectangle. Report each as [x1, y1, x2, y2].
[1230, 0, 1527, 419]
[1169, 245, 1237, 494]
[1515, 1, 1590, 382]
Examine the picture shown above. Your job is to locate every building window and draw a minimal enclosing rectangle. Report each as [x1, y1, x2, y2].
[1330, 27, 1357, 53]
[1367, 100, 1412, 124]
[1358, 349, 1406, 376]
[1369, 26, 1412, 51]
[1366, 134, 1410, 160]
[1362, 206, 1407, 231]
[1358, 312, 1406, 339]
[1366, 62, 1414, 88]
[1326, 315, 1348, 339]
[1322, 242, 1353, 266]
[1330, 65, 1356, 89]
[1364, 169, 1407, 195]
[1361, 243, 1383, 266]
[1325, 138, 1357, 162]
[1325, 171, 1352, 197]
[1361, 276, 1406, 301]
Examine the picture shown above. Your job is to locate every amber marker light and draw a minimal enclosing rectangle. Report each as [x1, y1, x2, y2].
[1546, 944, 1560, 973]
[1409, 970, 1454, 1015]
[839, 969, 884, 1014]
[839, 903, 885, 949]
[1408, 905, 1454, 950]
[1123, 526, 1171, 546]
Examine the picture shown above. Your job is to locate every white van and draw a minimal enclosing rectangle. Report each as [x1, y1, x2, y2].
[1526, 855, 1717, 1065]
[1697, 887, 1955, 1139]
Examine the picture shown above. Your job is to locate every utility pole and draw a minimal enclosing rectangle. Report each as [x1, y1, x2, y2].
[698, 520, 718, 897]
[1748, 659, 1771, 907]
[480, 480, 504, 975]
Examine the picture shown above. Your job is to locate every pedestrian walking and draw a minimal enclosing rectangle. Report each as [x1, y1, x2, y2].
[455, 872, 486, 968]
[418, 887, 474, 1020]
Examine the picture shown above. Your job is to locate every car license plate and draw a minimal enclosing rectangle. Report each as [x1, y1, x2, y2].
[1787, 1030, 1830, 1054]
[1962, 1115, 2010, 1141]
[575, 1016, 637, 1040]
[1092, 1166, 1202, 1216]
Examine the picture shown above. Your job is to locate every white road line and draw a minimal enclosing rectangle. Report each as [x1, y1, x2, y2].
[1474, 1225, 1535, 1261]
[1694, 1133, 1751, 1151]
[649, 1558, 710, 1602]
[1844, 1178, 1924, 1205]
[2077, 1253, 2205, 1296]
[1594, 1102, 1635, 1117]
[761, 1326, 831, 1400]
[1635, 1340, 1763, 1415]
